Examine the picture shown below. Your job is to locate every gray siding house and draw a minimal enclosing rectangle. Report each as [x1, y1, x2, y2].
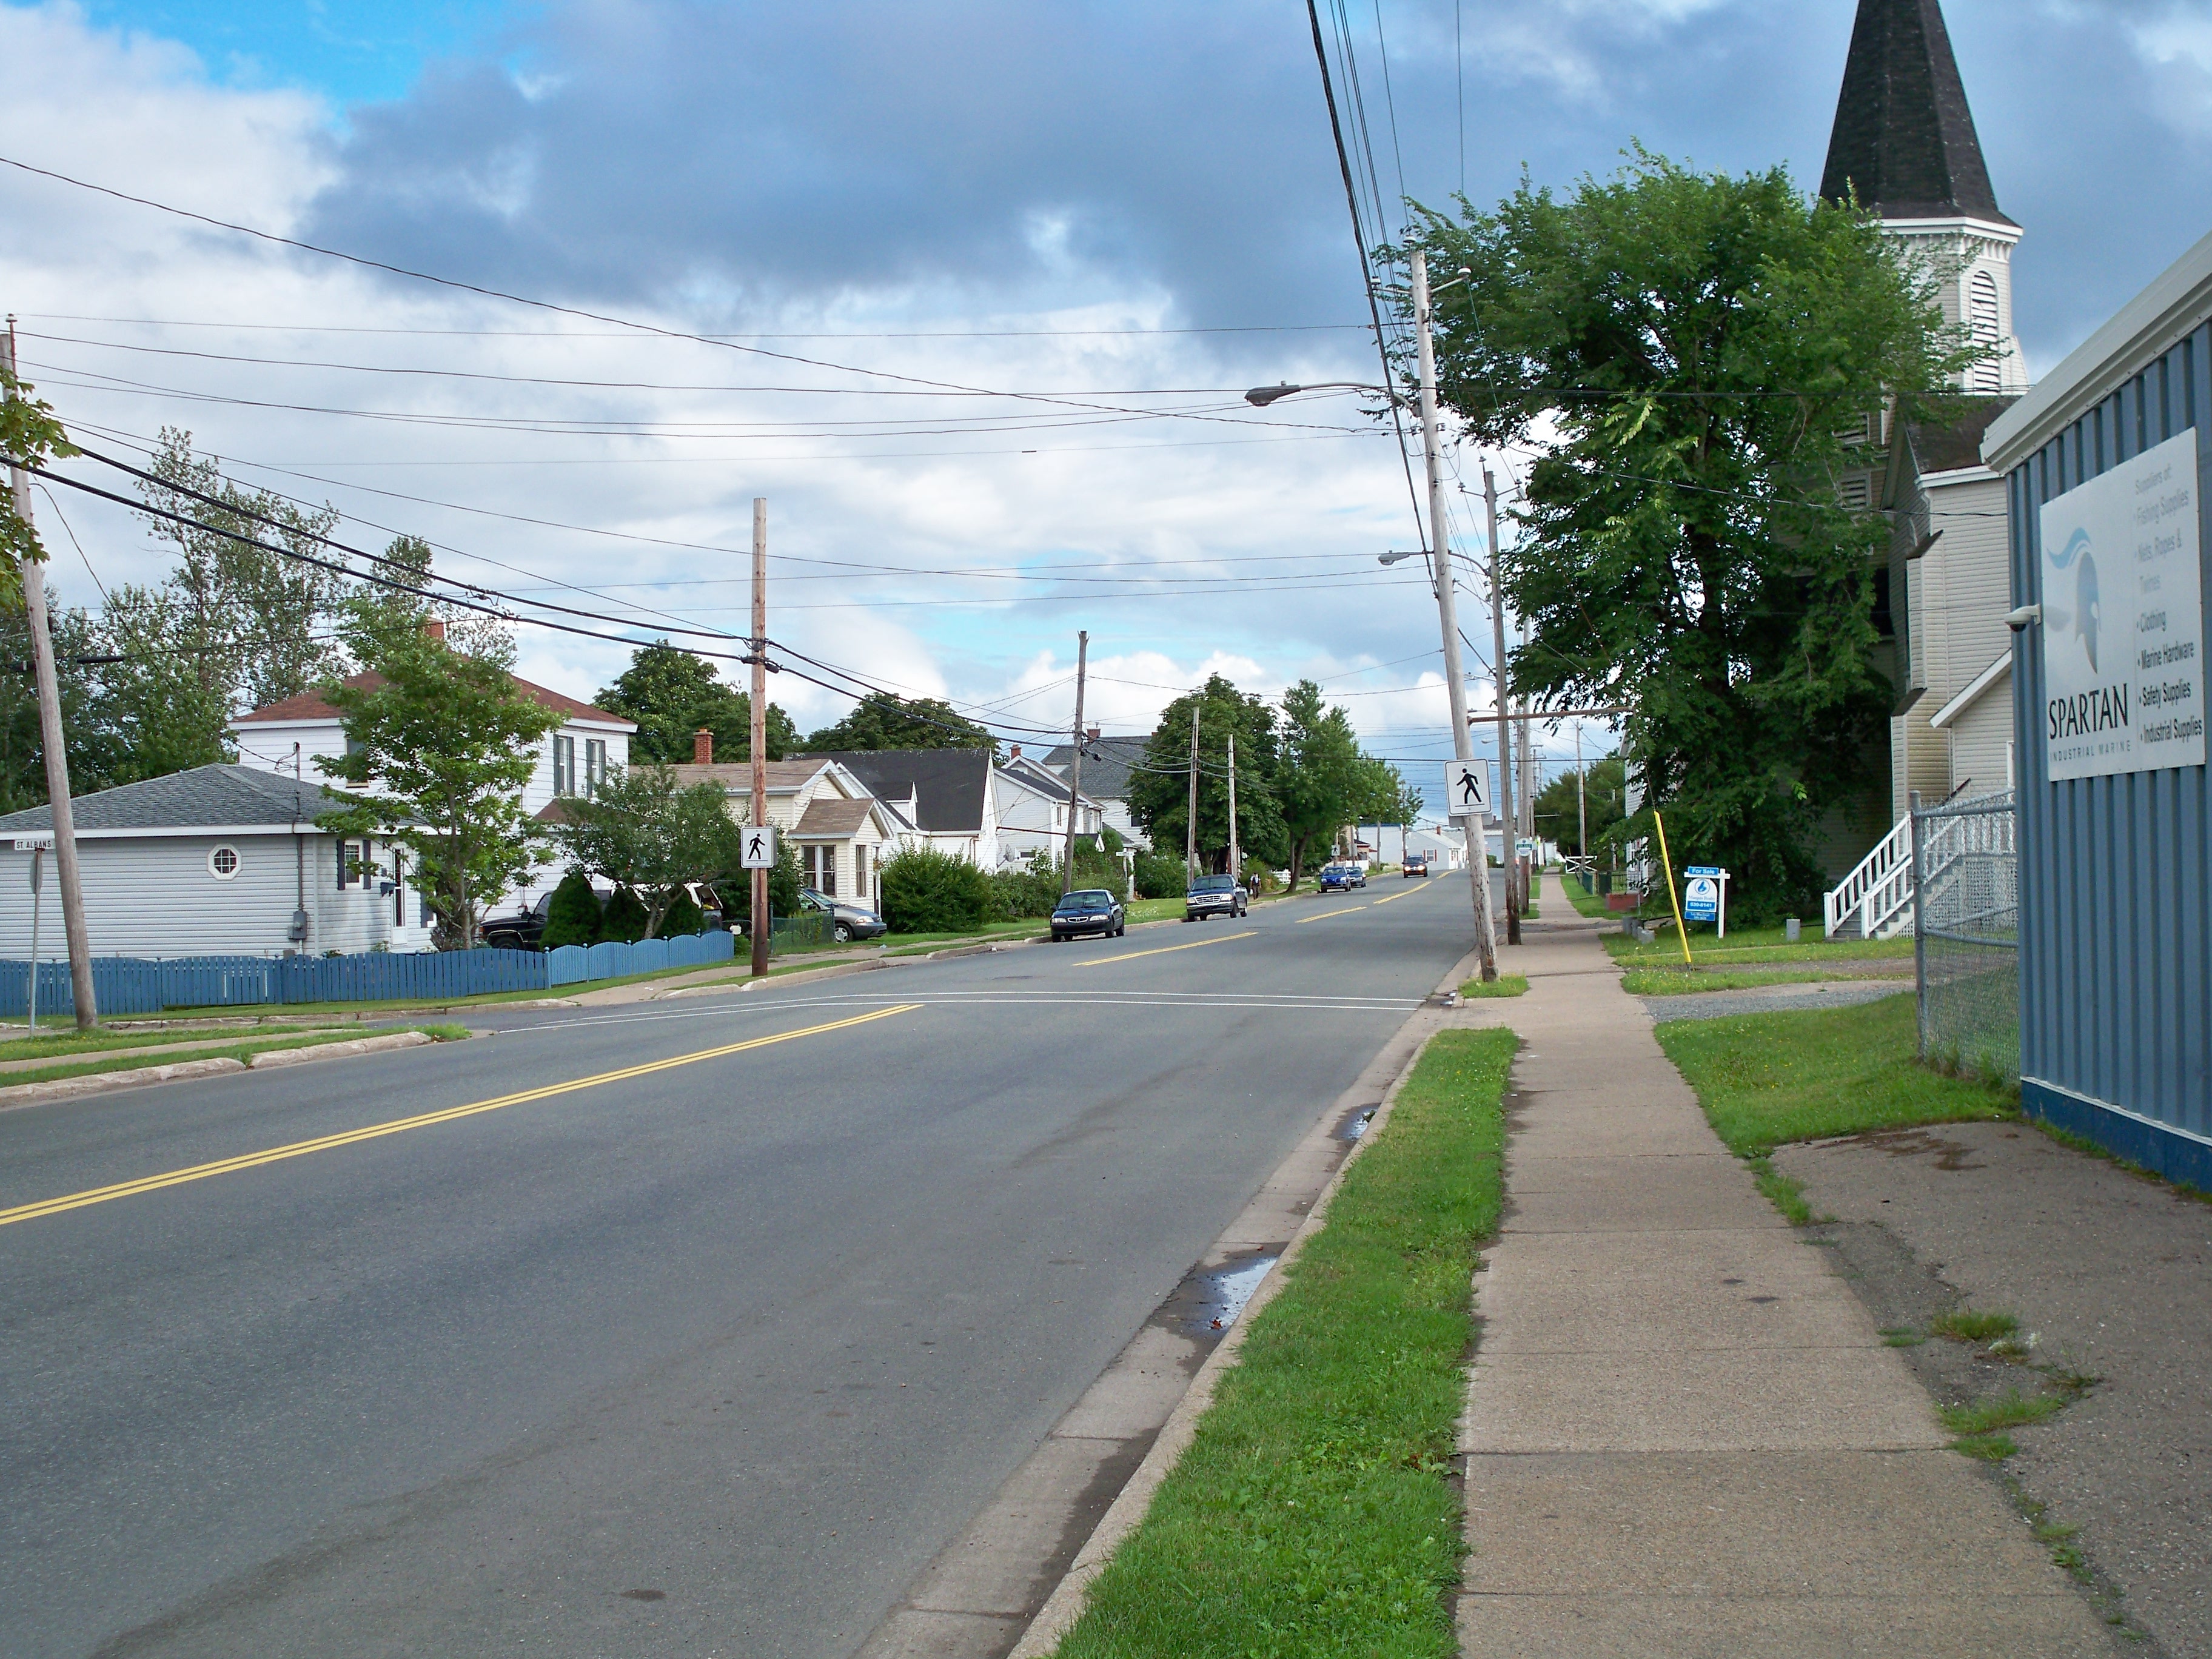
[0, 765, 428, 960]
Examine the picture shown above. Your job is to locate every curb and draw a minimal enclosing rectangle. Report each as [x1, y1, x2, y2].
[1003, 958, 1478, 1658]
[246, 1031, 436, 1069]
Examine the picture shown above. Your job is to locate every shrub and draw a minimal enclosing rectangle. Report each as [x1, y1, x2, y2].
[601, 886, 650, 943]
[659, 885, 705, 937]
[542, 869, 603, 950]
[993, 851, 1063, 919]
[879, 846, 994, 934]
[1133, 850, 1184, 899]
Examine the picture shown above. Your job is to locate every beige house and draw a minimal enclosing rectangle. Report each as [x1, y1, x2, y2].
[668, 736, 904, 907]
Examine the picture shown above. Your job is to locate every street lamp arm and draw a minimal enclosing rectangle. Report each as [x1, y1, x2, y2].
[1243, 380, 1399, 407]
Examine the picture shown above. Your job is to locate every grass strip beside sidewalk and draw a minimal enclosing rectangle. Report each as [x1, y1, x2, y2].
[1052, 1028, 1516, 1658]
[1654, 993, 2015, 1158]
[1623, 965, 1915, 996]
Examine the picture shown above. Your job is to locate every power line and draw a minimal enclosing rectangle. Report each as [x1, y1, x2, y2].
[22, 311, 1371, 342]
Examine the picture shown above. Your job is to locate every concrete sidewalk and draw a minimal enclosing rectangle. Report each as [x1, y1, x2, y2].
[1450, 874, 2116, 1657]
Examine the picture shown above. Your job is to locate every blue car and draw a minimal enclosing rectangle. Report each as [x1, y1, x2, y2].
[1318, 863, 1367, 891]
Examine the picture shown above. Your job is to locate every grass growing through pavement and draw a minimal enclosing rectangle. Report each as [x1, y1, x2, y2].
[1051, 1028, 1516, 1659]
[1655, 993, 2015, 1159]
[1931, 1309, 2019, 1343]
[1621, 965, 1914, 996]
[1458, 974, 1529, 999]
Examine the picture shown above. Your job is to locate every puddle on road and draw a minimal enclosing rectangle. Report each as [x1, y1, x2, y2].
[1178, 1252, 1279, 1335]
[1338, 1104, 1378, 1141]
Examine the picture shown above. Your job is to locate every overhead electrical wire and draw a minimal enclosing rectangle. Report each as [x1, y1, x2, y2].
[0, 152, 1374, 440]
[23, 311, 1372, 342]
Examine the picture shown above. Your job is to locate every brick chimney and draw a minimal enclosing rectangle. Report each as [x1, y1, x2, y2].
[1086, 726, 1100, 742]
[423, 619, 446, 642]
[694, 728, 713, 765]
[1008, 743, 1022, 761]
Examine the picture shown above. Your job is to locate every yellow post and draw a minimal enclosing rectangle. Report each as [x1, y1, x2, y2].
[1652, 810, 1693, 965]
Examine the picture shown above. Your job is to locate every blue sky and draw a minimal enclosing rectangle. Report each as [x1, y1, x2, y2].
[7, 0, 2211, 806]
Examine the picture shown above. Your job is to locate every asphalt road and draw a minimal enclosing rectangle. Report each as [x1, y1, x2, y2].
[1, 873, 1487, 1658]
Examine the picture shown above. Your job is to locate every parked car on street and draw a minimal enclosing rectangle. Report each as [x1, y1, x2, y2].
[798, 887, 886, 943]
[1403, 853, 1430, 877]
[1185, 873, 1248, 920]
[1318, 863, 1367, 891]
[1050, 888, 1125, 940]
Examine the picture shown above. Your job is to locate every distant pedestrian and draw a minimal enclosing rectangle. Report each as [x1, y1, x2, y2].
[1246, 872, 1260, 899]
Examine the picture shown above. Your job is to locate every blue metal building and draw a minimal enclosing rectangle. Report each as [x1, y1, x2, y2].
[1983, 229, 2212, 1190]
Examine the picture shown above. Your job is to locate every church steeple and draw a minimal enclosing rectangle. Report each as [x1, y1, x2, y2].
[1822, 0, 2026, 392]
[1820, 0, 2014, 228]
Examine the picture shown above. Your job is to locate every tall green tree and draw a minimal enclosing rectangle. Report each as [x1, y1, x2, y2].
[1, 358, 76, 605]
[1127, 674, 1287, 874]
[123, 428, 349, 711]
[554, 761, 740, 939]
[1531, 754, 1626, 857]
[805, 690, 992, 752]
[594, 642, 794, 763]
[314, 606, 564, 950]
[1408, 150, 1974, 915]
[1275, 679, 1363, 889]
[0, 601, 122, 810]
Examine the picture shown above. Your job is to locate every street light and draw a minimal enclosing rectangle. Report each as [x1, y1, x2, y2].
[1244, 380, 1392, 407]
[1376, 549, 1425, 566]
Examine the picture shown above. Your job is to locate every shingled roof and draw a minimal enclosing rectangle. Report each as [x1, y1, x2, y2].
[0, 764, 337, 834]
[236, 672, 633, 728]
[1820, 0, 2013, 227]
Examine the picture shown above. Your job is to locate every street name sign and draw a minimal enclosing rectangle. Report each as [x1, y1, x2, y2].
[1443, 759, 1492, 819]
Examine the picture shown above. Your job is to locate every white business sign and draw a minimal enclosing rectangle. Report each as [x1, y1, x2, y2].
[2039, 427, 2205, 781]
[739, 823, 777, 868]
[1443, 759, 1492, 819]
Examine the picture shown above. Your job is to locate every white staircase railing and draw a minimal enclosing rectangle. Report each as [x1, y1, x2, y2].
[1824, 813, 1915, 939]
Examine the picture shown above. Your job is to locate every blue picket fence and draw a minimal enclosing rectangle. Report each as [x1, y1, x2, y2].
[0, 928, 739, 1017]
[545, 930, 736, 987]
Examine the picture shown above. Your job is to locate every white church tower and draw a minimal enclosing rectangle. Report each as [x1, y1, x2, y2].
[1820, 0, 2027, 393]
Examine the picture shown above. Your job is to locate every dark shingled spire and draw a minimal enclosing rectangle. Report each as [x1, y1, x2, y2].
[1820, 0, 2013, 227]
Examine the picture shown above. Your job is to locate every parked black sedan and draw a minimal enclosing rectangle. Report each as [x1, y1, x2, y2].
[1050, 888, 1125, 940]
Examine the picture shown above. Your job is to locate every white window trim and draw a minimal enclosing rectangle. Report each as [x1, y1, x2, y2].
[207, 844, 242, 880]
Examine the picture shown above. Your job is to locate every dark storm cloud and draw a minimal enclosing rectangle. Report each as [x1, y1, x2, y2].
[301, 1, 2212, 371]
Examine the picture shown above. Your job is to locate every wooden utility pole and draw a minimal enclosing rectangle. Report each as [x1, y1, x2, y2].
[2, 318, 95, 1028]
[1484, 463, 1518, 945]
[1410, 250, 1496, 977]
[1226, 731, 1239, 886]
[1060, 630, 1087, 894]
[748, 497, 770, 979]
[1575, 723, 1587, 862]
[1184, 701, 1199, 883]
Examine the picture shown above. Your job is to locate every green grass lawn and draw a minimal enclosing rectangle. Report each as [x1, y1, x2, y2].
[1621, 965, 1915, 996]
[1656, 992, 2015, 1160]
[1459, 974, 1529, 998]
[1051, 1028, 1516, 1658]
[1561, 878, 1615, 919]
[0, 1024, 464, 1091]
[1606, 926, 1913, 969]
[0, 1021, 347, 1064]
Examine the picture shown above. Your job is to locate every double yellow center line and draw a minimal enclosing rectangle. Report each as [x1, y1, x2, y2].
[0, 1005, 918, 1230]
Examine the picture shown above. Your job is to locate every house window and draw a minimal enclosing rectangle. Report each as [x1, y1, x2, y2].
[585, 739, 607, 796]
[855, 846, 870, 900]
[552, 734, 577, 796]
[806, 845, 836, 896]
[337, 839, 374, 891]
[1837, 472, 1872, 511]
[207, 845, 240, 880]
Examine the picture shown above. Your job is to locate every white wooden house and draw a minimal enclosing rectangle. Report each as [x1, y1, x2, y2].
[991, 749, 1105, 868]
[668, 739, 902, 907]
[0, 765, 430, 959]
[230, 669, 635, 911]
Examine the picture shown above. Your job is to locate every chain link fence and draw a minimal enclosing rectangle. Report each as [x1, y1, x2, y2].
[1913, 789, 2019, 1084]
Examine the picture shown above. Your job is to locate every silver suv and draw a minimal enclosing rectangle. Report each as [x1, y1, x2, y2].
[1185, 874, 1248, 921]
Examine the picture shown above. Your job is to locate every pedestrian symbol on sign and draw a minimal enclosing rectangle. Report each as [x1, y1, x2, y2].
[1443, 759, 1491, 817]
[740, 825, 777, 869]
